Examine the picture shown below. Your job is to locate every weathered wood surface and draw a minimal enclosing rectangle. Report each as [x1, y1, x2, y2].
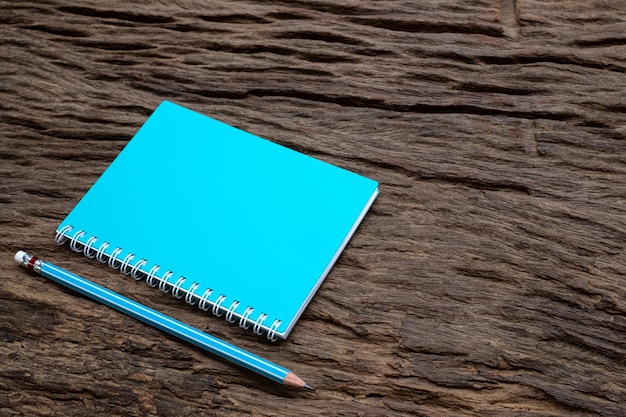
[1, 0, 625, 415]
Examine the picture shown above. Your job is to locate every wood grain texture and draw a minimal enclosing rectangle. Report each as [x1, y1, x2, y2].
[1, 0, 625, 415]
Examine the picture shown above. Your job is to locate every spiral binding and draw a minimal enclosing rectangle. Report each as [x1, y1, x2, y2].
[55, 225, 282, 341]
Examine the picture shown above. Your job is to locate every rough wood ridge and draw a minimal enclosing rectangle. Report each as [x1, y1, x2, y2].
[1, 0, 625, 416]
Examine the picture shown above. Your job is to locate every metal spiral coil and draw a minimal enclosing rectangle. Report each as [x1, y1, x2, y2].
[55, 225, 282, 341]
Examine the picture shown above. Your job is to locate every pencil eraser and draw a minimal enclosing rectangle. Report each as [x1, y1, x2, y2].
[14, 250, 26, 264]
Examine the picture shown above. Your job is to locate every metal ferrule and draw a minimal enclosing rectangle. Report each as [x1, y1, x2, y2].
[17, 251, 43, 273]
[33, 259, 43, 273]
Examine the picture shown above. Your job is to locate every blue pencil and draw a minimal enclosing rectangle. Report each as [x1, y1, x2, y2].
[14, 251, 313, 390]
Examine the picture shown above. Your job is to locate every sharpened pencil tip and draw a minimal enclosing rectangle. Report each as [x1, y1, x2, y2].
[283, 371, 314, 390]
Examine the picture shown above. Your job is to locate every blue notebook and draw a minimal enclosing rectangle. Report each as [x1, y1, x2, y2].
[55, 101, 379, 341]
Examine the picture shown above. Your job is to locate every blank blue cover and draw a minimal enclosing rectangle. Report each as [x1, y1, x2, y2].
[56, 101, 379, 341]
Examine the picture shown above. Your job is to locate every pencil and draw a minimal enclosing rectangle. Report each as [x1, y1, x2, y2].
[14, 250, 313, 390]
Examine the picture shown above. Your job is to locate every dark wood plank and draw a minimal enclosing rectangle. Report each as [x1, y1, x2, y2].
[1, 0, 625, 415]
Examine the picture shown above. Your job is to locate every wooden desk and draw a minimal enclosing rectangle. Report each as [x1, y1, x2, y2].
[1, 1, 624, 415]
